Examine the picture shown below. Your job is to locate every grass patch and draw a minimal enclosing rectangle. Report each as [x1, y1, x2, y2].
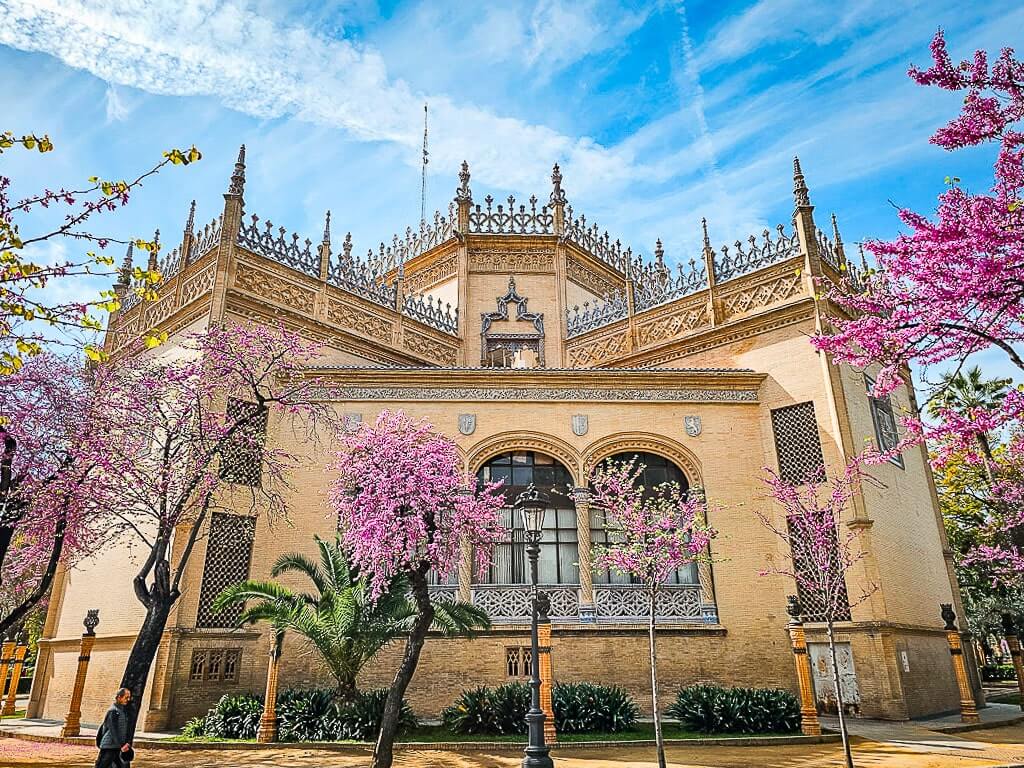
[0, 710, 25, 719]
[988, 692, 1020, 706]
[165, 723, 801, 745]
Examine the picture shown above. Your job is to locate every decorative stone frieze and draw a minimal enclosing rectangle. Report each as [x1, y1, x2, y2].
[469, 248, 554, 273]
[234, 265, 315, 313]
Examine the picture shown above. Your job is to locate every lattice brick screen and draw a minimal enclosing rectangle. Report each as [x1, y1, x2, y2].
[787, 514, 852, 622]
[196, 513, 257, 628]
[219, 398, 268, 487]
[770, 401, 825, 485]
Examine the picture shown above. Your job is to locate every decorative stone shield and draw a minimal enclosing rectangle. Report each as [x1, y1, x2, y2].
[458, 414, 476, 435]
[343, 412, 363, 432]
[684, 415, 702, 437]
[571, 414, 588, 436]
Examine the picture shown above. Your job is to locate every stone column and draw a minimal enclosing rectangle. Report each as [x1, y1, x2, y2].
[61, 610, 100, 738]
[537, 598, 557, 745]
[785, 596, 821, 736]
[458, 538, 473, 604]
[690, 486, 718, 623]
[942, 604, 979, 724]
[0, 642, 14, 704]
[571, 487, 595, 623]
[1002, 614, 1024, 712]
[257, 634, 283, 743]
[1, 645, 27, 715]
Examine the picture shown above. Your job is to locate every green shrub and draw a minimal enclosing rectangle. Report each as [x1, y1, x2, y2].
[181, 716, 206, 738]
[666, 684, 800, 734]
[336, 688, 418, 741]
[444, 681, 639, 736]
[982, 664, 1017, 682]
[553, 682, 639, 734]
[443, 682, 530, 735]
[277, 688, 339, 742]
[203, 693, 263, 739]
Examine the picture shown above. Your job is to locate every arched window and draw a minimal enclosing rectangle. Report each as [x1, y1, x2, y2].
[591, 451, 697, 586]
[476, 451, 577, 584]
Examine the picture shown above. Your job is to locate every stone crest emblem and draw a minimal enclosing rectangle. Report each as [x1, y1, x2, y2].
[458, 414, 476, 435]
[684, 415, 702, 437]
[343, 412, 363, 432]
[571, 414, 589, 436]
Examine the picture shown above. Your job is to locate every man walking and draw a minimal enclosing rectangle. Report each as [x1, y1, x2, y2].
[94, 688, 133, 768]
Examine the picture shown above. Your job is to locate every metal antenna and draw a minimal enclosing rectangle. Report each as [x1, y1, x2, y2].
[420, 103, 429, 230]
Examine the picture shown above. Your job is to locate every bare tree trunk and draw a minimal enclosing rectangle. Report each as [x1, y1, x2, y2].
[649, 584, 666, 768]
[0, 511, 67, 637]
[372, 566, 434, 768]
[827, 620, 854, 768]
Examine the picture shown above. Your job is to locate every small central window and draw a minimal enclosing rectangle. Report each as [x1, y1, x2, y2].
[865, 375, 903, 468]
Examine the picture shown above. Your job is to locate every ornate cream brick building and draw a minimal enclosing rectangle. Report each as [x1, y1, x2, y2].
[29, 148, 981, 731]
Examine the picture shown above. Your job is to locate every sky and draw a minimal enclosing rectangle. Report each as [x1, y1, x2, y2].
[0, 0, 1019, 384]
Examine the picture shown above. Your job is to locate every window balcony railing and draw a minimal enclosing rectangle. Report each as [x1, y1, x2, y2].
[428, 584, 710, 624]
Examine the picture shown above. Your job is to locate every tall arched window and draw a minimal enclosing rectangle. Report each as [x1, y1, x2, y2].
[591, 451, 697, 586]
[476, 451, 577, 584]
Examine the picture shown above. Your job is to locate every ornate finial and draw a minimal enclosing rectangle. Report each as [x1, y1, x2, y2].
[83, 609, 99, 636]
[793, 156, 810, 207]
[456, 160, 471, 202]
[322, 210, 331, 244]
[786, 595, 803, 622]
[655, 238, 665, 267]
[701, 217, 712, 254]
[535, 590, 551, 623]
[147, 229, 160, 272]
[228, 144, 246, 197]
[550, 162, 566, 205]
[118, 242, 134, 285]
[342, 232, 353, 261]
[831, 213, 842, 246]
[185, 200, 196, 234]
[858, 243, 869, 272]
[940, 603, 957, 631]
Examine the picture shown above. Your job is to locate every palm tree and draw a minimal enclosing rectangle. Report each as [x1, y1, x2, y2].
[213, 535, 488, 701]
[927, 366, 1012, 468]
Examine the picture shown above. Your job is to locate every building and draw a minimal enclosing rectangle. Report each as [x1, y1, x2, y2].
[28, 148, 981, 731]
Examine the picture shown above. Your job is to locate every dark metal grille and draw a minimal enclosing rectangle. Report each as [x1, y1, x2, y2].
[865, 375, 903, 467]
[196, 513, 256, 628]
[219, 398, 267, 487]
[771, 402, 825, 485]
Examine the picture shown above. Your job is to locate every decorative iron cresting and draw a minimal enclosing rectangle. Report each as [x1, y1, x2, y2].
[402, 292, 459, 335]
[237, 214, 319, 278]
[468, 194, 554, 235]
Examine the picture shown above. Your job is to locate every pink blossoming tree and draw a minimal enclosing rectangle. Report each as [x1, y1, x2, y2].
[757, 463, 879, 768]
[813, 31, 1024, 584]
[0, 354, 119, 638]
[589, 458, 714, 768]
[329, 410, 505, 768]
[1, 133, 201, 369]
[89, 321, 334, 730]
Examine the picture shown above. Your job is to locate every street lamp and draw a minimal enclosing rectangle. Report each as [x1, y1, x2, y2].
[514, 483, 553, 768]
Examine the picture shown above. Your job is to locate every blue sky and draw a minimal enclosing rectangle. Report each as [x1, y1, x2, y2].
[0, 0, 1019, 383]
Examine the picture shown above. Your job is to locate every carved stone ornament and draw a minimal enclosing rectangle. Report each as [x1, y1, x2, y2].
[458, 414, 476, 435]
[343, 413, 363, 432]
[572, 414, 589, 436]
[940, 603, 957, 631]
[83, 609, 100, 636]
[684, 415, 702, 437]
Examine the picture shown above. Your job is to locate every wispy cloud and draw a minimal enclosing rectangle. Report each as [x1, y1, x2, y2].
[104, 83, 131, 122]
[0, 0, 639, 193]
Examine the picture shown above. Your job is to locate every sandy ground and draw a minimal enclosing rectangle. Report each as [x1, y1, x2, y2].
[2, 727, 1024, 768]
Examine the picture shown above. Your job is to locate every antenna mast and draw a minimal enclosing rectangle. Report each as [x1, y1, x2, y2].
[420, 103, 429, 229]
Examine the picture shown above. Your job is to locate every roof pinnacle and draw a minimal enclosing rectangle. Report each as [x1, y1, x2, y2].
[793, 156, 810, 207]
[185, 199, 196, 234]
[323, 210, 331, 244]
[228, 144, 246, 197]
[550, 162, 566, 205]
[456, 160, 471, 202]
[118, 242, 133, 285]
[701, 217, 712, 255]
[148, 229, 160, 272]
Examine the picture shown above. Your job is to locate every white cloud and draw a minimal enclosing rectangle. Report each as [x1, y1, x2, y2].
[104, 83, 131, 122]
[0, 0, 638, 193]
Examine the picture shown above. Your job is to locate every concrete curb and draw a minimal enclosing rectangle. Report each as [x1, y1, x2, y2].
[0, 727, 840, 753]
[931, 713, 1024, 734]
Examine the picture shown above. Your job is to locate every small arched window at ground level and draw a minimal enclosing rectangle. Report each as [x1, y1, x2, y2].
[591, 451, 697, 586]
[475, 450, 577, 584]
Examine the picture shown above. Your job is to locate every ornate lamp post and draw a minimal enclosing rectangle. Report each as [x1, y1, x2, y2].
[515, 484, 553, 768]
